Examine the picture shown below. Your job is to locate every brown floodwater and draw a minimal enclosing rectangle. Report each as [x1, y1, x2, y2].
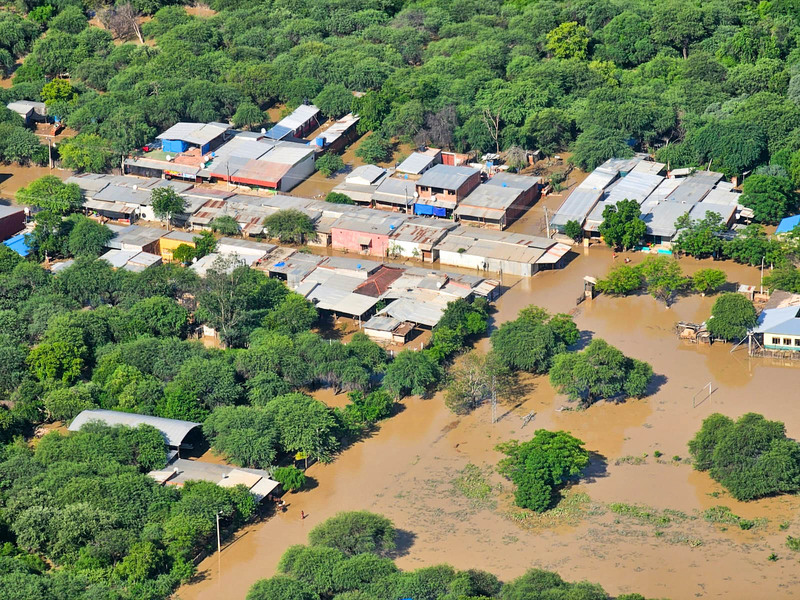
[0, 164, 72, 203]
[177, 246, 800, 600]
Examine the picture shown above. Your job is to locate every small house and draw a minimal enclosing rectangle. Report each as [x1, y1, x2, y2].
[331, 165, 387, 206]
[7, 100, 47, 124]
[362, 315, 414, 344]
[388, 219, 456, 262]
[330, 215, 405, 257]
[414, 165, 481, 218]
[265, 104, 321, 140]
[99, 249, 162, 272]
[159, 231, 196, 262]
[754, 306, 800, 351]
[157, 122, 230, 155]
[372, 177, 416, 212]
[311, 113, 360, 153]
[396, 149, 441, 178]
[455, 173, 541, 230]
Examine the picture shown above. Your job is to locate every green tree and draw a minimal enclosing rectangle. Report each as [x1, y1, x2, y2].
[672, 211, 727, 258]
[325, 191, 355, 204]
[128, 296, 189, 338]
[203, 405, 279, 469]
[563, 220, 582, 242]
[496, 430, 589, 512]
[263, 209, 316, 244]
[546, 22, 590, 60]
[596, 264, 642, 296]
[739, 174, 798, 224]
[549, 339, 653, 407]
[651, 0, 707, 59]
[689, 413, 800, 501]
[308, 511, 396, 557]
[267, 392, 340, 463]
[17, 176, 82, 215]
[171, 244, 195, 264]
[595, 11, 655, 67]
[638, 255, 685, 304]
[193, 230, 216, 258]
[27, 337, 87, 384]
[598, 199, 646, 251]
[57, 134, 114, 173]
[49, 6, 88, 35]
[382, 349, 442, 398]
[43, 385, 97, 421]
[263, 293, 317, 335]
[246, 576, 317, 600]
[67, 216, 113, 257]
[316, 153, 345, 177]
[150, 187, 187, 229]
[40, 78, 77, 105]
[764, 265, 800, 293]
[231, 102, 265, 129]
[723, 224, 785, 266]
[570, 126, 633, 172]
[355, 135, 393, 164]
[314, 83, 353, 119]
[706, 293, 757, 341]
[272, 466, 306, 492]
[490, 307, 579, 373]
[691, 269, 727, 294]
[210, 216, 240, 236]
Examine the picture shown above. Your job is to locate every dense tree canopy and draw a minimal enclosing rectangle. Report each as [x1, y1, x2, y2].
[599, 199, 646, 251]
[689, 413, 800, 501]
[706, 293, 757, 341]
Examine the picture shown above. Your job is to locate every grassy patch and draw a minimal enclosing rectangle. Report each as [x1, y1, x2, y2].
[703, 506, 764, 530]
[615, 455, 647, 466]
[608, 503, 691, 527]
[451, 463, 496, 510]
[786, 536, 800, 551]
[504, 490, 602, 529]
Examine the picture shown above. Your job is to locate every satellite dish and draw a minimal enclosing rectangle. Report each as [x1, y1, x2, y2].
[413, 191, 419, 198]
[260, 128, 266, 134]
[132, 185, 138, 190]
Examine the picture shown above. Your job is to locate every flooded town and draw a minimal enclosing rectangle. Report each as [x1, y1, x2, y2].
[3, 2, 800, 599]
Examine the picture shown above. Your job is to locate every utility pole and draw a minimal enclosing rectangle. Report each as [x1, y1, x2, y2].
[216, 511, 222, 555]
[47, 138, 53, 171]
[491, 375, 497, 424]
[544, 207, 551, 239]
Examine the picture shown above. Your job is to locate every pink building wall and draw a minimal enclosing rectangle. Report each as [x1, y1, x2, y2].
[331, 227, 389, 257]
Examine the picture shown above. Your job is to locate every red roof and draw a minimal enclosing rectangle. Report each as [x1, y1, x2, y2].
[354, 266, 404, 298]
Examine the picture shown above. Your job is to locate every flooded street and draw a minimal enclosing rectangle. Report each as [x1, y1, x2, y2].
[0, 163, 72, 203]
[177, 247, 800, 600]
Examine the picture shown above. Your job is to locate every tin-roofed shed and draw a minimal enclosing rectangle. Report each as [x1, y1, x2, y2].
[69, 409, 201, 450]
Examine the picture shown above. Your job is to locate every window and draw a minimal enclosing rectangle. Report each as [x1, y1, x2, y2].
[772, 337, 781, 345]
[794, 339, 800, 347]
[784, 338, 793, 346]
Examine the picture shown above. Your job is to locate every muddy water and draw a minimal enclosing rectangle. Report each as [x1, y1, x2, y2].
[179, 249, 800, 600]
[0, 164, 72, 203]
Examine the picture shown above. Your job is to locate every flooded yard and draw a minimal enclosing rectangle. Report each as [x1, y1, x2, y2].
[177, 247, 800, 600]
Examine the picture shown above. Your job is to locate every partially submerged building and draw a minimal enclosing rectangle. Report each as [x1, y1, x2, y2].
[396, 148, 441, 178]
[311, 113, 360, 153]
[387, 219, 457, 262]
[330, 165, 388, 206]
[435, 227, 571, 276]
[157, 122, 231, 155]
[265, 104, 321, 140]
[454, 173, 541, 230]
[0, 205, 25, 242]
[414, 165, 481, 217]
[99, 249, 162, 272]
[6, 100, 47, 124]
[754, 306, 800, 351]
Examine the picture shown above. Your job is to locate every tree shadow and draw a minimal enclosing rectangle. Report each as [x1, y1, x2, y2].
[646, 373, 667, 396]
[387, 528, 417, 559]
[495, 377, 536, 423]
[581, 451, 609, 483]
[571, 328, 595, 351]
[295, 475, 319, 493]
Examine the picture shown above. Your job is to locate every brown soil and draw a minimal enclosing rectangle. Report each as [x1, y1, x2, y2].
[178, 247, 800, 600]
[185, 4, 217, 18]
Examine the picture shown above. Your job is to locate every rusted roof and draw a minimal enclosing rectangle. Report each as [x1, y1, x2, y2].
[354, 266, 405, 298]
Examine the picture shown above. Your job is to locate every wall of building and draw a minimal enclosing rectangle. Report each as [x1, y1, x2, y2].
[764, 333, 800, 351]
[0, 209, 25, 242]
[331, 228, 389, 257]
[279, 153, 316, 192]
[159, 237, 196, 262]
[438, 250, 534, 276]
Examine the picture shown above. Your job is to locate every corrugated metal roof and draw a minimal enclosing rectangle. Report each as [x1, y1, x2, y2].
[641, 202, 690, 238]
[603, 171, 664, 206]
[377, 295, 449, 327]
[372, 177, 416, 206]
[346, 165, 386, 186]
[363, 315, 402, 332]
[417, 164, 479, 190]
[754, 306, 800, 335]
[157, 122, 229, 145]
[69, 409, 200, 447]
[485, 172, 541, 191]
[397, 152, 437, 175]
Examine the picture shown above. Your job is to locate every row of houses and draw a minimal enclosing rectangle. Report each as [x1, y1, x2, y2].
[70, 173, 570, 276]
[333, 164, 543, 229]
[551, 156, 751, 244]
[122, 107, 360, 193]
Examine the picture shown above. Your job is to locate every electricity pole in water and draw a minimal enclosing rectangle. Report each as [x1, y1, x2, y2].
[216, 511, 222, 554]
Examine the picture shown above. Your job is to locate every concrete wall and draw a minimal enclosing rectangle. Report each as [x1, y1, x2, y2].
[279, 153, 316, 192]
[331, 228, 389, 257]
[764, 333, 800, 351]
[438, 249, 534, 277]
[159, 237, 195, 262]
[416, 171, 481, 203]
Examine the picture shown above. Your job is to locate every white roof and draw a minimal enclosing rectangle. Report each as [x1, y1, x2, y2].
[69, 409, 200, 447]
[157, 122, 229, 145]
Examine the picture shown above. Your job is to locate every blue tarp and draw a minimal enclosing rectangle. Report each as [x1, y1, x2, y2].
[414, 203, 434, 216]
[162, 139, 189, 153]
[776, 214, 800, 234]
[4, 233, 31, 257]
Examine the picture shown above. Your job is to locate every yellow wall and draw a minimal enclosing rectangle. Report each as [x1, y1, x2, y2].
[159, 237, 195, 262]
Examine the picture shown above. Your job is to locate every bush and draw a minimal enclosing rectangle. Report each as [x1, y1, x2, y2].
[316, 153, 345, 177]
[564, 220, 582, 242]
[325, 191, 354, 204]
[272, 466, 306, 492]
[596, 264, 642, 296]
[307, 511, 396, 557]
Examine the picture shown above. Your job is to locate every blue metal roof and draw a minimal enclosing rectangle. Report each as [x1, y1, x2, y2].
[264, 124, 292, 140]
[776, 214, 800, 234]
[3, 233, 31, 256]
[754, 306, 800, 336]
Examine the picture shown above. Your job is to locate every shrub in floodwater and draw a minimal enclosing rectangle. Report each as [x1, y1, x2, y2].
[768, 553, 779, 561]
[653, 450, 663, 458]
[787, 536, 800, 551]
